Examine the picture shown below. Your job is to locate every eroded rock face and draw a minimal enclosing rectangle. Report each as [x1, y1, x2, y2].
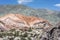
[0, 13, 53, 40]
[49, 23, 60, 40]
[0, 13, 52, 31]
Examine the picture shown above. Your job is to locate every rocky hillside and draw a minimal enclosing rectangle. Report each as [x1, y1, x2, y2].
[0, 5, 60, 25]
[0, 13, 52, 40]
[0, 5, 60, 40]
[0, 13, 52, 31]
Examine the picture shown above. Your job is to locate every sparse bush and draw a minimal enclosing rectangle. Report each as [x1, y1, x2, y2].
[0, 27, 48, 40]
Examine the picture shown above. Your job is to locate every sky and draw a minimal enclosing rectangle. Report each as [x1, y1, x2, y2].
[0, 0, 60, 11]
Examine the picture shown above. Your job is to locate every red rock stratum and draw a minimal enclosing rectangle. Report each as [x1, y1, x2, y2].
[0, 13, 52, 31]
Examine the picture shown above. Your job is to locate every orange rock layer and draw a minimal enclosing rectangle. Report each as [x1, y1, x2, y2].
[0, 13, 52, 31]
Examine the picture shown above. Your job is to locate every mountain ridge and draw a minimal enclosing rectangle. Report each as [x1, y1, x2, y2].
[0, 13, 52, 31]
[0, 5, 60, 25]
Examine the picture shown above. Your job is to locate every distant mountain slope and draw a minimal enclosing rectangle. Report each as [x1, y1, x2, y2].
[0, 5, 60, 25]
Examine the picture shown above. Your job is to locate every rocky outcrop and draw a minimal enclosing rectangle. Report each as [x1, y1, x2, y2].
[49, 22, 60, 40]
[0, 13, 52, 31]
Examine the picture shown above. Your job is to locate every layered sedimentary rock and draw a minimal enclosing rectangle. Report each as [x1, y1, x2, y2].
[0, 13, 52, 31]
